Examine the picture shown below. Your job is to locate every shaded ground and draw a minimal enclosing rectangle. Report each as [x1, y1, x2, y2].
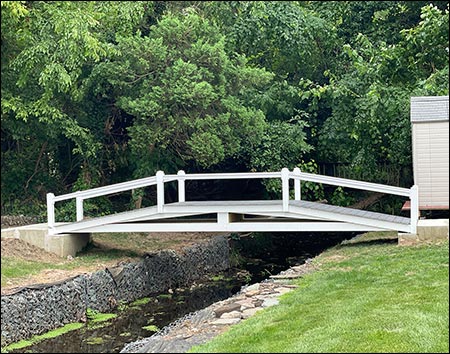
[92, 232, 227, 255]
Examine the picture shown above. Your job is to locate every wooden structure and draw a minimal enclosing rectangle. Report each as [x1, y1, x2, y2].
[47, 169, 419, 235]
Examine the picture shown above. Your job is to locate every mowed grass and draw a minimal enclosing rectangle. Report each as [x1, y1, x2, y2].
[190, 234, 449, 353]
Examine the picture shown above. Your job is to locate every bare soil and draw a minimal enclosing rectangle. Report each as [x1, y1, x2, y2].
[1, 238, 62, 262]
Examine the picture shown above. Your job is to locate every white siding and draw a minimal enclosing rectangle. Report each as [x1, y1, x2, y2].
[412, 121, 449, 208]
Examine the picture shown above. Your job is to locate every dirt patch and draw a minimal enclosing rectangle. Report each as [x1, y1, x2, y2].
[321, 254, 349, 262]
[1, 238, 62, 263]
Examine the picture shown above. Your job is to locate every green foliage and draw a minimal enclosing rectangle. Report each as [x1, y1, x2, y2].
[2, 1, 107, 208]
[1, 1, 160, 211]
[401, 4, 449, 82]
[248, 117, 313, 197]
[203, 1, 338, 83]
[298, 160, 325, 201]
[1, 322, 84, 353]
[330, 186, 355, 207]
[316, 4, 449, 176]
[97, 10, 272, 175]
[86, 308, 117, 323]
[85, 337, 104, 345]
[309, 1, 448, 46]
[249, 118, 311, 172]
[130, 297, 151, 307]
[142, 325, 160, 332]
[2, 1, 448, 215]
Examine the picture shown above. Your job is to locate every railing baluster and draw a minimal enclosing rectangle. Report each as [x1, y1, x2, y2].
[76, 197, 84, 222]
[47, 193, 55, 232]
[281, 168, 290, 212]
[156, 170, 165, 213]
[293, 167, 301, 201]
[177, 170, 186, 202]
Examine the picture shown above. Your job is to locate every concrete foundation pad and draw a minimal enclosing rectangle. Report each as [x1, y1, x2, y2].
[1, 223, 91, 257]
[398, 218, 449, 246]
[398, 233, 420, 246]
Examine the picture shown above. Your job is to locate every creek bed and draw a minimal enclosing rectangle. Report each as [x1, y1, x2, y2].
[8, 232, 355, 353]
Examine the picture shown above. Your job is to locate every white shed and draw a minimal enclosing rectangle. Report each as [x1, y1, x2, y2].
[410, 95, 449, 211]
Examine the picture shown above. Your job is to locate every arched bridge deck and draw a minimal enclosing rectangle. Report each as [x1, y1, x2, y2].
[47, 169, 418, 236]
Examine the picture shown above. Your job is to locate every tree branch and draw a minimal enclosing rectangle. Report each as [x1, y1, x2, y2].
[25, 141, 48, 190]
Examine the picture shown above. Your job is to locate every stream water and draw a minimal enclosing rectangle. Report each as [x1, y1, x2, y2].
[12, 232, 356, 353]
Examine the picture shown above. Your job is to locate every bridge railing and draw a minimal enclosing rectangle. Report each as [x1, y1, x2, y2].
[46, 176, 157, 228]
[288, 169, 419, 234]
[47, 168, 419, 234]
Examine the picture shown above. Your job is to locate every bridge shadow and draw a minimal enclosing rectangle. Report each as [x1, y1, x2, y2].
[77, 240, 141, 258]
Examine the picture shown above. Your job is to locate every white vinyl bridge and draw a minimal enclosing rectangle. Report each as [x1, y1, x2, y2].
[46, 168, 419, 236]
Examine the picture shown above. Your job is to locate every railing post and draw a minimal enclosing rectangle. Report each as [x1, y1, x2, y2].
[410, 185, 419, 234]
[293, 167, 301, 201]
[47, 193, 55, 233]
[281, 168, 290, 212]
[156, 170, 165, 213]
[177, 170, 186, 202]
[76, 197, 84, 222]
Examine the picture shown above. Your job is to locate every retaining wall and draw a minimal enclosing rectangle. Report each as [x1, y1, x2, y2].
[1, 235, 230, 346]
[1, 215, 40, 229]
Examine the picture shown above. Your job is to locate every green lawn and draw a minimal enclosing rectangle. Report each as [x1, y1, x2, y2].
[190, 235, 449, 353]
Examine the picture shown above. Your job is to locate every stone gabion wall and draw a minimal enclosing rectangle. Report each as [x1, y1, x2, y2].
[1, 215, 40, 229]
[1, 235, 230, 346]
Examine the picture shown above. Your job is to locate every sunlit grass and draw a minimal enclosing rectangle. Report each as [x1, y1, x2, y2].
[190, 234, 449, 353]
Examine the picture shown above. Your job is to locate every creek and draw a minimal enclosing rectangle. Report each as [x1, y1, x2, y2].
[11, 232, 356, 353]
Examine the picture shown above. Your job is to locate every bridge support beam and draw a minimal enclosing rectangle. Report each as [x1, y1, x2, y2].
[398, 219, 448, 246]
[75, 222, 384, 233]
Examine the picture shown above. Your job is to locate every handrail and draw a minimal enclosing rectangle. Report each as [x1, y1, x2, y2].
[47, 167, 419, 235]
[165, 171, 282, 181]
[289, 171, 411, 197]
[53, 176, 157, 202]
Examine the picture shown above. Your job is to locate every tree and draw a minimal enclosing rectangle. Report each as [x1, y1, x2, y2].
[316, 4, 449, 182]
[1, 1, 154, 211]
[89, 10, 273, 177]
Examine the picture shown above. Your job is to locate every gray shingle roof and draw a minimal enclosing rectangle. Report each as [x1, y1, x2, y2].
[410, 96, 449, 122]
